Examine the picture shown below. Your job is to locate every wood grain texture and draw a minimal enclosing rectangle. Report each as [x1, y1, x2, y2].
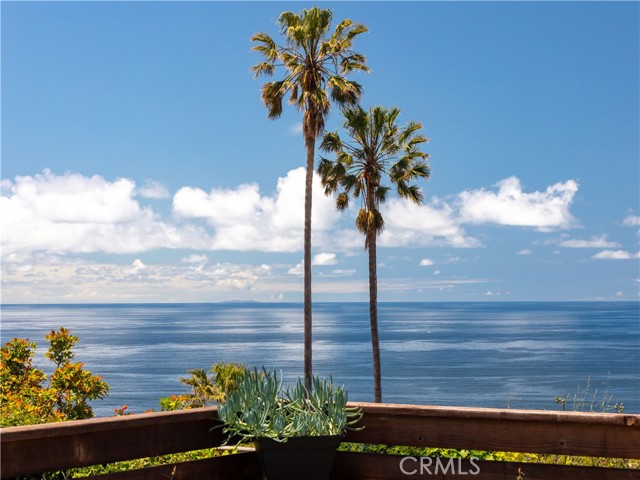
[1, 407, 224, 478]
[343, 403, 640, 458]
[2, 403, 639, 479]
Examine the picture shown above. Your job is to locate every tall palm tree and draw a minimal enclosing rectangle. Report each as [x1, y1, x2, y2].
[318, 106, 430, 402]
[252, 7, 369, 389]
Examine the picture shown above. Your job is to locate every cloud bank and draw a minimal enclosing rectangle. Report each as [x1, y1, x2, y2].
[1, 169, 581, 260]
[0, 170, 205, 256]
[173, 168, 339, 251]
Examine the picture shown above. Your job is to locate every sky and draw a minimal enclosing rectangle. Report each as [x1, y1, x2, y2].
[1, 1, 639, 303]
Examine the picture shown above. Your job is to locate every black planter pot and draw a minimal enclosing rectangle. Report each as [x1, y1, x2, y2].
[254, 435, 342, 480]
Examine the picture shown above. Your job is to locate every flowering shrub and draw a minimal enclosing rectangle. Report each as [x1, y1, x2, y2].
[0, 327, 109, 426]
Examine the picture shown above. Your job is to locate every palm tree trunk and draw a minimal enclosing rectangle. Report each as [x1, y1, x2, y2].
[368, 231, 381, 403]
[303, 137, 314, 391]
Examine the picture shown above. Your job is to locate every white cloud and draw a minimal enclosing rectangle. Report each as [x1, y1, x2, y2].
[516, 249, 532, 255]
[0, 170, 207, 256]
[317, 268, 357, 277]
[419, 258, 434, 266]
[287, 262, 303, 275]
[558, 235, 620, 248]
[329, 269, 355, 276]
[4, 169, 141, 223]
[138, 180, 170, 199]
[126, 259, 146, 275]
[1, 259, 279, 302]
[623, 214, 640, 226]
[592, 250, 640, 260]
[288, 252, 338, 275]
[458, 177, 578, 231]
[182, 254, 208, 264]
[0, 170, 583, 265]
[380, 199, 480, 248]
[173, 168, 339, 252]
[313, 252, 337, 265]
[173, 183, 264, 226]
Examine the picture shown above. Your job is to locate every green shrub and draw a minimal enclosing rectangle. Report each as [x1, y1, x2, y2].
[158, 361, 247, 411]
[1, 328, 109, 427]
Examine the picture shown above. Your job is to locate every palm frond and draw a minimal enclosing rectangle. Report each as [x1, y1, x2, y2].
[280, 51, 300, 69]
[345, 23, 368, 41]
[403, 149, 430, 163]
[409, 161, 431, 180]
[320, 131, 343, 153]
[375, 186, 390, 204]
[404, 184, 424, 204]
[340, 53, 369, 74]
[317, 157, 334, 178]
[323, 177, 339, 196]
[336, 192, 350, 210]
[342, 173, 360, 193]
[278, 11, 302, 31]
[337, 150, 354, 168]
[251, 62, 275, 78]
[397, 121, 423, 145]
[396, 179, 409, 198]
[355, 208, 369, 235]
[407, 134, 429, 148]
[395, 180, 423, 204]
[355, 208, 384, 239]
[353, 181, 363, 199]
[318, 158, 342, 195]
[261, 81, 287, 119]
[251, 32, 277, 50]
[288, 83, 299, 105]
[331, 18, 354, 40]
[328, 78, 363, 107]
[389, 158, 410, 179]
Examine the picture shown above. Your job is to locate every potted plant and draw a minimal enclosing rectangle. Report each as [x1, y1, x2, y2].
[216, 368, 362, 480]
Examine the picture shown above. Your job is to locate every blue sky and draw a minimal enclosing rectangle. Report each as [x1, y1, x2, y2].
[2, 1, 638, 303]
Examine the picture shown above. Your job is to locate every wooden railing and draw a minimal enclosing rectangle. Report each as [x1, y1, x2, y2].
[2, 403, 639, 479]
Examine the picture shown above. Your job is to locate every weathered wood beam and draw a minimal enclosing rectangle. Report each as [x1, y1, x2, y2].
[344, 402, 640, 459]
[2, 403, 639, 479]
[1, 407, 224, 478]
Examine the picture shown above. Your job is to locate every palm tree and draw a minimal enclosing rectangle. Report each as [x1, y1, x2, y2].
[251, 7, 369, 389]
[318, 106, 430, 402]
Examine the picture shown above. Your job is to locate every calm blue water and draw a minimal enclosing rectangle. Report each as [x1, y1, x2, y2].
[1, 302, 638, 417]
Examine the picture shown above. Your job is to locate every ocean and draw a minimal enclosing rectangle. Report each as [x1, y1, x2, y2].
[1, 302, 638, 417]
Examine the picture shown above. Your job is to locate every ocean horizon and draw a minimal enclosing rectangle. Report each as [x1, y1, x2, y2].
[1, 301, 638, 417]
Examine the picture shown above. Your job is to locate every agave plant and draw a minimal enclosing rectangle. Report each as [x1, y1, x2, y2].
[216, 368, 362, 444]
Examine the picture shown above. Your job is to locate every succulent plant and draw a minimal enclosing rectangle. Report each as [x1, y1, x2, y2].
[216, 368, 362, 443]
